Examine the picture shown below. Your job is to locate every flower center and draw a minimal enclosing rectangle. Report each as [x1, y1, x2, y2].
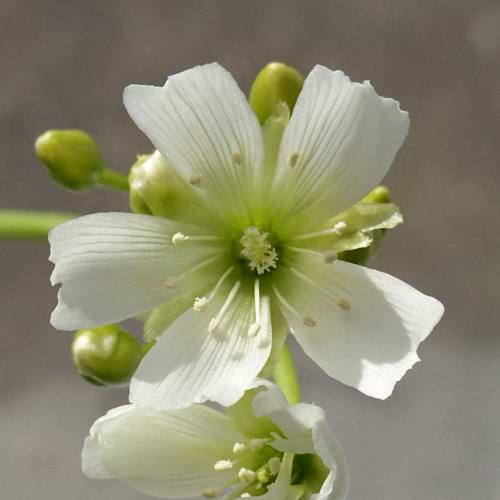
[239, 227, 278, 275]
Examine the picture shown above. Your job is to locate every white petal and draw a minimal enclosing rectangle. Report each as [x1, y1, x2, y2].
[130, 280, 272, 409]
[82, 404, 248, 498]
[274, 253, 444, 399]
[271, 66, 409, 232]
[49, 213, 229, 330]
[310, 419, 350, 500]
[124, 63, 264, 227]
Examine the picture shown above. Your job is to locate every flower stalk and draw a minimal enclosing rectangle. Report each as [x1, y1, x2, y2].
[98, 167, 130, 191]
[0, 209, 74, 240]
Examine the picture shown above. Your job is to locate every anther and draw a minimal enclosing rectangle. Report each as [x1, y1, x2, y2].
[232, 152, 242, 165]
[287, 151, 300, 167]
[214, 460, 233, 471]
[172, 232, 188, 246]
[241, 494, 252, 498]
[203, 488, 218, 498]
[336, 298, 351, 311]
[165, 277, 177, 289]
[268, 457, 281, 475]
[303, 316, 316, 327]
[250, 438, 267, 450]
[233, 443, 247, 454]
[324, 251, 337, 264]
[333, 221, 347, 234]
[238, 468, 256, 483]
[189, 174, 204, 187]
[256, 469, 269, 484]
[208, 318, 220, 334]
[248, 323, 261, 337]
[193, 297, 209, 312]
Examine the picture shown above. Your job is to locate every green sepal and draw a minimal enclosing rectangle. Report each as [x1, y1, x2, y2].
[249, 62, 304, 125]
[72, 325, 142, 386]
[259, 303, 289, 379]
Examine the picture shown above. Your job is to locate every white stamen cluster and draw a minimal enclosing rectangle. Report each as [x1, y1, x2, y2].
[240, 227, 278, 275]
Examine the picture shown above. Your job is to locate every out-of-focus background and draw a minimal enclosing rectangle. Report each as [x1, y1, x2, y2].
[1, 1, 499, 499]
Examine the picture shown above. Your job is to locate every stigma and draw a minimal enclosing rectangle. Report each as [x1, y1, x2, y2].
[239, 227, 278, 275]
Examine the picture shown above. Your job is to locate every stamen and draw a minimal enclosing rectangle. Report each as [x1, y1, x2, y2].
[256, 469, 269, 484]
[172, 232, 188, 246]
[272, 284, 306, 323]
[268, 457, 281, 475]
[214, 460, 234, 471]
[175, 255, 225, 284]
[238, 468, 256, 483]
[303, 316, 316, 327]
[193, 297, 209, 312]
[287, 151, 300, 167]
[336, 298, 351, 311]
[241, 494, 251, 498]
[291, 222, 349, 242]
[257, 295, 272, 348]
[232, 151, 242, 165]
[189, 174, 204, 187]
[208, 281, 241, 334]
[250, 438, 268, 450]
[233, 443, 247, 454]
[208, 265, 236, 301]
[333, 221, 347, 234]
[248, 323, 261, 337]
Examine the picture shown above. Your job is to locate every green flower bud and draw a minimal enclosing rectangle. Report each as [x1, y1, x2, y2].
[249, 62, 304, 125]
[35, 130, 104, 190]
[128, 151, 204, 222]
[72, 325, 142, 386]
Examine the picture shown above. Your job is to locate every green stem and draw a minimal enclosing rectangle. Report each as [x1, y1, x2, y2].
[0, 210, 75, 240]
[98, 168, 129, 192]
[273, 343, 301, 405]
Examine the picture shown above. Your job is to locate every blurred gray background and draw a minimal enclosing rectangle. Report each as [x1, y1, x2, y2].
[1, 1, 499, 499]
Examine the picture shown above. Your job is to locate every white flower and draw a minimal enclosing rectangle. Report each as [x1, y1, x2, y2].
[49, 63, 444, 409]
[82, 381, 349, 499]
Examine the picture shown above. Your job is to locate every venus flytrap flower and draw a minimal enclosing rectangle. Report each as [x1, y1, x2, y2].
[82, 381, 349, 499]
[49, 63, 444, 409]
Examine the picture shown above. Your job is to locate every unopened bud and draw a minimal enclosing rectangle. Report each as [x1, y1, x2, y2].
[249, 62, 304, 125]
[128, 151, 203, 221]
[35, 130, 104, 190]
[72, 325, 142, 386]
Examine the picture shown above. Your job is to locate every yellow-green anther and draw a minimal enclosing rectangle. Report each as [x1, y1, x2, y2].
[128, 151, 205, 222]
[71, 325, 142, 386]
[249, 62, 304, 125]
[35, 130, 105, 191]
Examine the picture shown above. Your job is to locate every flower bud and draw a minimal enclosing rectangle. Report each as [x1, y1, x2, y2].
[128, 151, 203, 222]
[35, 130, 104, 190]
[72, 325, 142, 386]
[249, 62, 304, 125]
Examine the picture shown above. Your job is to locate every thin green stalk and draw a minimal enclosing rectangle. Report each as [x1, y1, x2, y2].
[98, 168, 129, 192]
[0, 210, 75, 240]
[273, 342, 301, 405]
